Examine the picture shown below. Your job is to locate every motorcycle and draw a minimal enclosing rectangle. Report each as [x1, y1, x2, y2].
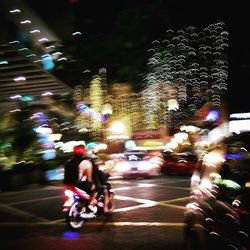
[62, 182, 115, 231]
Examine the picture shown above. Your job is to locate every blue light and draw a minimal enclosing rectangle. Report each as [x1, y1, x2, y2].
[76, 103, 102, 121]
[41, 54, 55, 71]
[225, 153, 243, 160]
[205, 109, 220, 122]
[63, 231, 81, 239]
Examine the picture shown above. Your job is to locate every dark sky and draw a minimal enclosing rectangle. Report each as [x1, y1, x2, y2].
[24, 0, 250, 114]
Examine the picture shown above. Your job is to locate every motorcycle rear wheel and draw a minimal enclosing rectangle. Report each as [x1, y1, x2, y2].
[65, 202, 85, 230]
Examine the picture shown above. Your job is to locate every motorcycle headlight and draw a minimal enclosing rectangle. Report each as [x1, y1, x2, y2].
[64, 189, 74, 198]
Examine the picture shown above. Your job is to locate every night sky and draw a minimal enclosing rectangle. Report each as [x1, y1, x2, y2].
[25, 0, 250, 114]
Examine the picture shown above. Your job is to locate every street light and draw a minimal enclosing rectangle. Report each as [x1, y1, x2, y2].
[102, 103, 113, 116]
[167, 98, 179, 111]
[108, 120, 129, 140]
[167, 99, 179, 135]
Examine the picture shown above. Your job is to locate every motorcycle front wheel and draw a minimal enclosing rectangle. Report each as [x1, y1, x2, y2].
[65, 201, 85, 230]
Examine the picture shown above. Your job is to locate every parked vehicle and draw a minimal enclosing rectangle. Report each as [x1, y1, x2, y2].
[161, 151, 198, 175]
[62, 182, 115, 230]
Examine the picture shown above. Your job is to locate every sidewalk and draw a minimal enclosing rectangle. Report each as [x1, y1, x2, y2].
[0, 165, 63, 191]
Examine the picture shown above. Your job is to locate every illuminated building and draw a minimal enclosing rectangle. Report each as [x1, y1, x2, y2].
[143, 22, 229, 132]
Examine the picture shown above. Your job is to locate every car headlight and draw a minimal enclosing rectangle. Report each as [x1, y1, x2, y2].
[115, 162, 131, 172]
[138, 162, 154, 171]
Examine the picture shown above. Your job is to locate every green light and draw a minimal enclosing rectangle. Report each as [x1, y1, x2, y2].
[21, 95, 34, 102]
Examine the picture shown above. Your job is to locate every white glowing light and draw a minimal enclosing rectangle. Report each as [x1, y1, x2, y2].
[9, 40, 20, 44]
[52, 52, 62, 56]
[57, 57, 67, 61]
[46, 45, 55, 49]
[0, 60, 8, 65]
[30, 29, 40, 33]
[14, 76, 26, 81]
[9, 109, 21, 113]
[26, 54, 36, 57]
[110, 121, 125, 134]
[42, 92, 53, 96]
[10, 95, 21, 99]
[9, 9, 21, 13]
[35, 126, 52, 134]
[72, 31, 82, 36]
[20, 20, 31, 24]
[38, 38, 49, 42]
[18, 48, 29, 51]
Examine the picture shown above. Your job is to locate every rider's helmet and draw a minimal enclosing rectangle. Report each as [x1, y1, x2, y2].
[73, 144, 87, 156]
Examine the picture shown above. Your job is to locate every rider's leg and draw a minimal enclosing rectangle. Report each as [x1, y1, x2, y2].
[87, 189, 98, 213]
[103, 188, 110, 213]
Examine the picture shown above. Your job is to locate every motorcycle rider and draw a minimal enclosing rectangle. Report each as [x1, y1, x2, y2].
[64, 144, 110, 215]
[90, 156, 112, 214]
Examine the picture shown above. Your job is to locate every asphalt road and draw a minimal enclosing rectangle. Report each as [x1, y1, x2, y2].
[0, 175, 191, 250]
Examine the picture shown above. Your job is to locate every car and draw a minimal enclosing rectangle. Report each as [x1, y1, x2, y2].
[161, 151, 198, 175]
[109, 150, 162, 179]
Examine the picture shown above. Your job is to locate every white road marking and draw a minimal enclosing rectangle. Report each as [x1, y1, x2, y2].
[114, 202, 156, 212]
